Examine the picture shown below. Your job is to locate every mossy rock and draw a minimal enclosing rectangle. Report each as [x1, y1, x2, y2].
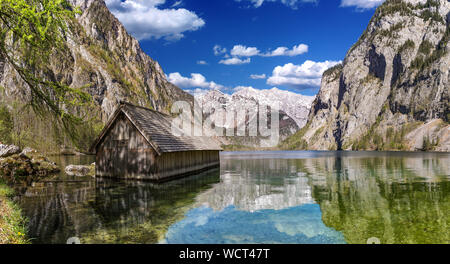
[0, 151, 60, 184]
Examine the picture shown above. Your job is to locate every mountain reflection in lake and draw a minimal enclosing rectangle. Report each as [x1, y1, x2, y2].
[16, 151, 450, 244]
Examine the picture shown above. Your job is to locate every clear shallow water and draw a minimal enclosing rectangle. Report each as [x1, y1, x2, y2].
[15, 151, 450, 244]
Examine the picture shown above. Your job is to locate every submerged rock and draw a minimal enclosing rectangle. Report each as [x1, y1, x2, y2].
[0, 144, 21, 158]
[65, 163, 95, 177]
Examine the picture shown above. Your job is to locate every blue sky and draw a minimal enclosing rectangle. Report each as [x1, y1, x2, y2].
[105, 0, 384, 96]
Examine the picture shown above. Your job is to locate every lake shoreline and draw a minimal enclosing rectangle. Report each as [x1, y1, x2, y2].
[0, 144, 64, 244]
[222, 144, 450, 153]
[0, 182, 29, 244]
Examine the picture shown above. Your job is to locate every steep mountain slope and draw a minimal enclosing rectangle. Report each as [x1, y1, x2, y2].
[0, 0, 192, 151]
[282, 0, 449, 152]
[196, 88, 315, 147]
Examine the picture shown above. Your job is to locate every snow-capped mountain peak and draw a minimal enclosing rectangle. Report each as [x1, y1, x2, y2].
[197, 88, 315, 128]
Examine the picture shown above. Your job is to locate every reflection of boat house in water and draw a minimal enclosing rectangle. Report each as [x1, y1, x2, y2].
[90, 102, 222, 181]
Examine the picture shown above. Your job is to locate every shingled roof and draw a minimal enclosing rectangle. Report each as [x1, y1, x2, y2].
[91, 102, 222, 155]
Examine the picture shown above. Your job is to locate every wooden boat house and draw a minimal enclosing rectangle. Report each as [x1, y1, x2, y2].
[90, 102, 222, 181]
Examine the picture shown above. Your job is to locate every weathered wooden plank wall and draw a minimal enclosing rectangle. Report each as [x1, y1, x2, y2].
[155, 150, 220, 180]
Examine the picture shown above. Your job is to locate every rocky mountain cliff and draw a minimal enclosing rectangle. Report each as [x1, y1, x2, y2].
[0, 0, 192, 151]
[196, 88, 315, 148]
[282, 0, 449, 152]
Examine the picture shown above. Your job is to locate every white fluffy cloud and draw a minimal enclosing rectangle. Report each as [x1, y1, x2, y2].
[219, 57, 251, 65]
[167, 72, 224, 90]
[263, 44, 308, 57]
[250, 74, 267, 79]
[197, 60, 208, 65]
[218, 43, 307, 65]
[105, 0, 205, 41]
[267, 60, 341, 89]
[340, 0, 384, 9]
[226, 44, 308, 58]
[213, 45, 227, 56]
[235, 0, 317, 9]
[230, 45, 261, 57]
